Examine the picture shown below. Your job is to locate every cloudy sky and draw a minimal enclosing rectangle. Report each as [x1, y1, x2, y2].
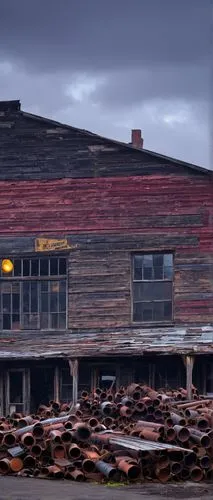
[0, 0, 212, 168]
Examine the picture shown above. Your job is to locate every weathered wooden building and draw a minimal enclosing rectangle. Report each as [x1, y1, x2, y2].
[0, 99, 212, 414]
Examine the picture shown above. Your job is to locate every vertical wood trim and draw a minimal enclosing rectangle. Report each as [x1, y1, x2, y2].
[184, 355, 195, 400]
[0, 370, 3, 416]
[5, 371, 9, 416]
[69, 359, 79, 405]
[54, 366, 60, 402]
[25, 368, 31, 414]
[115, 365, 120, 391]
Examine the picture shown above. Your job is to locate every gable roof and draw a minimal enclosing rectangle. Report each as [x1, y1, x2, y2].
[22, 110, 211, 175]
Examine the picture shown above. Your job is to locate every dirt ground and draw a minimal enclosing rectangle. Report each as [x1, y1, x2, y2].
[0, 478, 212, 500]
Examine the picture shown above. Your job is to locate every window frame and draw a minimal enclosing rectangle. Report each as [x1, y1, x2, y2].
[0, 254, 68, 332]
[131, 251, 174, 325]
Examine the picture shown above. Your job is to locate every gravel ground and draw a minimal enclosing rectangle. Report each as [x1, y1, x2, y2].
[0, 478, 212, 500]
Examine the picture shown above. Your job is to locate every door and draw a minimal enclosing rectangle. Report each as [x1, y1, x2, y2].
[6, 368, 30, 415]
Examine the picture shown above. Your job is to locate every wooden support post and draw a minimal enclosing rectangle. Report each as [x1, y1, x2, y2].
[69, 359, 79, 405]
[54, 366, 60, 402]
[183, 355, 195, 400]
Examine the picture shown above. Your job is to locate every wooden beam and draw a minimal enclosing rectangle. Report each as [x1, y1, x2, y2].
[183, 355, 195, 400]
[69, 359, 79, 405]
[54, 366, 60, 402]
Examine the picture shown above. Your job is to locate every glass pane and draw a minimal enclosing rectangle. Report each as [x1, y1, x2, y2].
[23, 282, 30, 312]
[23, 314, 30, 328]
[50, 281, 59, 293]
[143, 255, 153, 267]
[23, 259, 30, 276]
[59, 258, 66, 275]
[154, 266, 163, 280]
[3, 314, 11, 329]
[41, 281, 48, 292]
[3, 293, 11, 312]
[143, 267, 153, 280]
[13, 259, 22, 277]
[12, 314, 20, 329]
[153, 302, 164, 321]
[40, 313, 48, 329]
[59, 293, 66, 312]
[142, 303, 153, 321]
[41, 293, 49, 312]
[1, 282, 11, 293]
[31, 282, 38, 312]
[40, 259, 49, 276]
[31, 259, 39, 276]
[60, 281, 66, 293]
[164, 254, 173, 266]
[28, 313, 39, 329]
[133, 302, 143, 321]
[134, 267, 142, 280]
[164, 301, 172, 320]
[133, 282, 172, 301]
[59, 313, 66, 329]
[50, 258, 58, 275]
[164, 266, 173, 279]
[50, 313, 58, 329]
[50, 293, 58, 312]
[12, 293, 20, 313]
[153, 255, 164, 267]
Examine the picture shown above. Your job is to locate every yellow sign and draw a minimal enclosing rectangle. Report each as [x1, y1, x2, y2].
[35, 238, 77, 252]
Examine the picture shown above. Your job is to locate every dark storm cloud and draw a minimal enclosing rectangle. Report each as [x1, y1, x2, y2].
[0, 0, 211, 73]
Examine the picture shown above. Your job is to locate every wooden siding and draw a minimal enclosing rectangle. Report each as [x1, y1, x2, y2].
[0, 104, 212, 359]
[0, 108, 209, 180]
[0, 175, 211, 234]
[0, 173, 211, 332]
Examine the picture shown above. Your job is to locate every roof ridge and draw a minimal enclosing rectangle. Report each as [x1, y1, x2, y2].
[22, 110, 211, 174]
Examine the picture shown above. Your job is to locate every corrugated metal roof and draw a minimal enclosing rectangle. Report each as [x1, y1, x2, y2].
[0, 325, 212, 359]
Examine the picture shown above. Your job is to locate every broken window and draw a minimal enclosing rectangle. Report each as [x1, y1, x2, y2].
[132, 253, 173, 322]
[0, 257, 67, 330]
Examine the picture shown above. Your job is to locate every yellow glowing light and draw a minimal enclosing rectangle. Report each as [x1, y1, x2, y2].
[1, 259, 14, 273]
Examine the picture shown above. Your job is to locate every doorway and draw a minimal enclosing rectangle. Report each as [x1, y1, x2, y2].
[30, 364, 55, 412]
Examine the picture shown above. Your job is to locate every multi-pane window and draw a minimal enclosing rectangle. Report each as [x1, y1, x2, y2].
[0, 257, 67, 330]
[133, 253, 173, 322]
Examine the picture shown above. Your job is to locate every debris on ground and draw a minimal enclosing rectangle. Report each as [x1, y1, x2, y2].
[0, 383, 213, 483]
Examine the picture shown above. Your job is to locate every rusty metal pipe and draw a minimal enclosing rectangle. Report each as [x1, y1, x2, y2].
[82, 459, 96, 473]
[118, 459, 141, 479]
[23, 455, 36, 469]
[170, 412, 186, 426]
[21, 432, 35, 447]
[72, 423, 91, 442]
[70, 469, 85, 481]
[155, 465, 170, 482]
[3, 433, 16, 447]
[190, 466, 203, 482]
[199, 455, 211, 469]
[173, 425, 189, 443]
[61, 430, 72, 444]
[68, 444, 81, 459]
[96, 460, 120, 481]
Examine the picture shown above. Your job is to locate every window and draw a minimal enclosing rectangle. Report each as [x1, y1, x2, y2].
[132, 253, 173, 322]
[60, 368, 72, 403]
[0, 257, 67, 330]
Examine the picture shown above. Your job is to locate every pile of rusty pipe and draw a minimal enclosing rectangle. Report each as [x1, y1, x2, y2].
[0, 383, 212, 483]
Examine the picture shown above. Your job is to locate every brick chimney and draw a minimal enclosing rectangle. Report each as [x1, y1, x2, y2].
[130, 129, 144, 149]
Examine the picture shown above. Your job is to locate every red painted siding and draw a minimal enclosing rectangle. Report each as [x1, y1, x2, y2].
[0, 175, 212, 242]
